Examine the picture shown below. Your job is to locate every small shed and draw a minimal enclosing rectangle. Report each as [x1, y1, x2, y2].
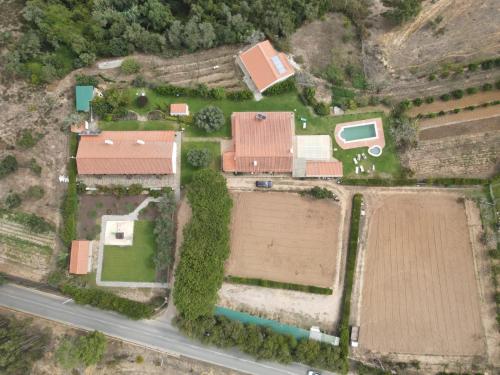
[75, 85, 95, 112]
[69, 240, 92, 275]
[170, 103, 189, 116]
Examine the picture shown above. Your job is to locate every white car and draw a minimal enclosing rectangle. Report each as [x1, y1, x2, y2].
[307, 371, 321, 375]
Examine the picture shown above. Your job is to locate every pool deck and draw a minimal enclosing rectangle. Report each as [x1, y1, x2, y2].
[334, 117, 385, 150]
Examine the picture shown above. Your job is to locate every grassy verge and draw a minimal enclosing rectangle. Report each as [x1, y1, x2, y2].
[101, 221, 157, 282]
[99, 120, 179, 131]
[339, 194, 363, 369]
[181, 141, 221, 186]
[225, 276, 333, 295]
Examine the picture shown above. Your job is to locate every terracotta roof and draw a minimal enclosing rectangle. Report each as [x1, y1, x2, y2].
[224, 112, 294, 173]
[223, 151, 236, 172]
[239, 41, 295, 92]
[77, 131, 175, 175]
[69, 240, 89, 274]
[306, 161, 343, 177]
[170, 103, 189, 115]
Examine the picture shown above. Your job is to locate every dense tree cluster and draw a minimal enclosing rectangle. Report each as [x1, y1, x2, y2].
[0, 315, 51, 375]
[173, 169, 232, 320]
[4, 0, 333, 84]
[153, 191, 176, 272]
[382, 0, 422, 25]
[187, 148, 212, 168]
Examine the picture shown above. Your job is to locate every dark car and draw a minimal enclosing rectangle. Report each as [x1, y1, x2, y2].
[255, 180, 273, 188]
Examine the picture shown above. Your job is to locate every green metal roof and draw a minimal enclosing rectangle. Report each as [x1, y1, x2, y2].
[75, 85, 94, 112]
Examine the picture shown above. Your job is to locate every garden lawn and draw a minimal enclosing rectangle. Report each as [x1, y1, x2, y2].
[181, 141, 221, 185]
[99, 120, 179, 131]
[101, 221, 156, 282]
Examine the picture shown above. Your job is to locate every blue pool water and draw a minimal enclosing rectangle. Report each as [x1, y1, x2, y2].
[340, 123, 376, 141]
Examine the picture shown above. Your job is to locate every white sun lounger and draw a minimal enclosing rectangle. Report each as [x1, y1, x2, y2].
[362, 153, 367, 159]
[353, 158, 358, 165]
[355, 166, 360, 174]
[372, 164, 376, 171]
[360, 165, 365, 173]
[357, 154, 361, 161]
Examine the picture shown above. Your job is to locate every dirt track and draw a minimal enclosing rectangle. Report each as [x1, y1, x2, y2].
[359, 193, 485, 356]
[225, 191, 341, 288]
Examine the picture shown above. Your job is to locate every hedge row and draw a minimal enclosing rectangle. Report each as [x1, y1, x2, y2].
[338, 194, 363, 367]
[225, 276, 333, 295]
[151, 83, 253, 101]
[262, 77, 297, 96]
[341, 177, 489, 187]
[416, 100, 500, 119]
[173, 170, 233, 320]
[60, 284, 154, 320]
[175, 314, 345, 372]
[59, 133, 78, 247]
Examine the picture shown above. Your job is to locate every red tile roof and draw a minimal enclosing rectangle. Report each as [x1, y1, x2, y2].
[306, 161, 343, 177]
[69, 240, 89, 275]
[77, 131, 175, 175]
[239, 41, 295, 92]
[224, 112, 294, 173]
[170, 103, 189, 115]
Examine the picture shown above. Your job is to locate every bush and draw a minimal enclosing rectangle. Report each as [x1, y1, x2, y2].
[313, 102, 330, 116]
[0, 155, 18, 179]
[382, 0, 422, 25]
[262, 78, 296, 96]
[424, 96, 434, 104]
[466, 87, 478, 95]
[16, 129, 41, 149]
[56, 331, 107, 369]
[412, 97, 423, 106]
[153, 191, 176, 271]
[75, 74, 99, 87]
[467, 63, 478, 72]
[121, 58, 141, 74]
[482, 83, 493, 91]
[132, 75, 146, 87]
[173, 170, 232, 320]
[481, 60, 494, 70]
[451, 89, 464, 99]
[187, 148, 212, 168]
[300, 87, 316, 106]
[25, 185, 45, 200]
[60, 284, 154, 319]
[210, 87, 226, 100]
[29, 158, 42, 176]
[5, 193, 22, 209]
[495, 80, 500, 90]
[194, 106, 225, 133]
[135, 355, 144, 364]
[440, 93, 451, 101]
[136, 95, 148, 108]
[301, 186, 335, 199]
[428, 73, 436, 81]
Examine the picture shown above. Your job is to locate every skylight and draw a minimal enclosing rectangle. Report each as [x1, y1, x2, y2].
[271, 55, 286, 74]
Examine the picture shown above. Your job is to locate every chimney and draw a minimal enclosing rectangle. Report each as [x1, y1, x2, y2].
[256, 113, 267, 121]
[104, 139, 113, 145]
[137, 139, 145, 145]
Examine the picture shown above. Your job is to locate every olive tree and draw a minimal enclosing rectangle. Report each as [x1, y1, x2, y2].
[194, 106, 225, 132]
[187, 148, 211, 168]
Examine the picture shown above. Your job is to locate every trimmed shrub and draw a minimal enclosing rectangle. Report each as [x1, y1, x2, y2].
[301, 186, 335, 199]
[262, 78, 296, 96]
[313, 102, 330, 116]
[60, 284, 154, 319]
[466, 87, 478, 95]
[440, 93, 451, 101]
[0, 155, 18, 179]
[187, 148, 212, 168]
[194, 106, 225, 133]
[209, 87, 226, 100]
[482, 83, 493, 91]
[5, 193, 22, 209]
[121, 58, 141, 74]
[451, 89, 464, 99]
[225, 276, 332, 295]
[226, 90, 253, 101]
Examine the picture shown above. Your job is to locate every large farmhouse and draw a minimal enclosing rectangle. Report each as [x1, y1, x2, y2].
[223, 112, 342, 178]
[237, 40, 295, 95]
[76, 130, 179, 188]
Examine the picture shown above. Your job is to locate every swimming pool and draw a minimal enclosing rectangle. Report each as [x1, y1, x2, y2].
[368, 145, 382, 157]
[339, 122, 377, 143]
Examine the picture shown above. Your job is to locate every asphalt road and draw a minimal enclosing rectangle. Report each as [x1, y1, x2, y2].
[0, 284, 324, 375]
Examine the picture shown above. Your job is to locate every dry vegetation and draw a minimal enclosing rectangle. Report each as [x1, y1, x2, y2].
[359, 193, 485, 357]
[226, 191, 341, 288]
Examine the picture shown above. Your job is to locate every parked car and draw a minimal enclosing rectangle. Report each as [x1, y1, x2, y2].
[307, 370, 321, 375]
[255, 180, 272, 188]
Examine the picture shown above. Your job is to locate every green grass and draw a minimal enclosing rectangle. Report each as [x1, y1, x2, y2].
[99, 120, 179, 131]
[101, 221, 156, 282]
[181, 141, 221, 186]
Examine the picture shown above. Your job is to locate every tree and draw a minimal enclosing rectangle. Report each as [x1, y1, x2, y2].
[121, 58, 141, 74]
[187, 148, 212, 168]
[390, 111, 418, 151]
[382, 0, 422, 25]
[168, 20, 183, 49]
[194, 106, 225, 132]
[56, 331, 107, 370]
[5, 193, 21, 209]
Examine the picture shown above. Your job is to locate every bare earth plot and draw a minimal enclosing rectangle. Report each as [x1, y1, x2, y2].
[226, 192, 341, 288]
[359, 193, 485, 356]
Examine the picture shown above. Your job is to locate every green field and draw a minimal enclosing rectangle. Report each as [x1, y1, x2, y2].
[181, 141, 221, 185]
[101, 221, 156, 282]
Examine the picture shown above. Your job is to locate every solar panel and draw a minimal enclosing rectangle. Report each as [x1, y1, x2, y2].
[271, 55, 286, 74]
